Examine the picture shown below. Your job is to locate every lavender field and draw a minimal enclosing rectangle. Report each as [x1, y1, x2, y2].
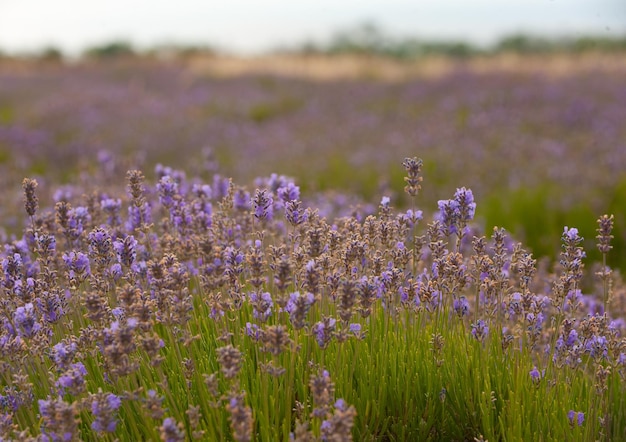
[0, 57, 624, 440]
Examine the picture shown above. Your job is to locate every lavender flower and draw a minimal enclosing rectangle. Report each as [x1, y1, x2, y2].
[285, 200, 307, 226]
[398, 209, 423, 228]
[249, 291, 273, 321]
[529, 366, 542, 384]
[66, 206, 90, 239]
[437, 187, 476, 236]
[233, 188, 251, 211]
[348, 323, 363, 339]
[34, 232, 56, 257]
[454, 187, 476, 223]
[159, 417, 185, 442]
[90, 392, 122, 433]
[13, 303, 41, 338]
[245, 322, 262, 342]
[113, 235, 138, 268]
[56, 362, 87, 395]
[50, 341, 78, 370]
[38, 397, 78, 442]
[192, 183, 212, 199]
[567, 410, 584, 427]
[101, 198, 122, 226]
[277, 182, 300, 203]
[453, 296, 470, 317]
[471, 319, 489, 342]
[22, 178, 39, 217]
[126, 203, 152, 231]
[402, 157, 423, 196]
[62, 251, 91, 281]
[226, 393, 253, 442]
[212, 174, 230, 200]
[312, 317, 336, 349]
[285, 291, 315, 329]
[253, 189, 273, 221]
[157, 175, 179, 208]
[596, 214, 614, 254]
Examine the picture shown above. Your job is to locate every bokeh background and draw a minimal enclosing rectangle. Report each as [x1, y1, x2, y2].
[1, 0, 625, 268]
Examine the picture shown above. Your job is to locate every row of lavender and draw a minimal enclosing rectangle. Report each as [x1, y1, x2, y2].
[0, 156, 622, 440]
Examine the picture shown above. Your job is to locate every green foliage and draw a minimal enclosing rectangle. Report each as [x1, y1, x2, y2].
[286, 23, 626, 59]
[299, 153, 381, 200]
[0, 105, 14, 124]
[83, 41, 136, 59]
[479, 181, 626, 272]
[248, 97, 303, 123]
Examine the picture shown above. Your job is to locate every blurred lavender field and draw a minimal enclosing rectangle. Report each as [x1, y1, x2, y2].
[1, 56, 625, 264]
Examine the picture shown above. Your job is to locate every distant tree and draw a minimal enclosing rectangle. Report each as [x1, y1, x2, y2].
[38, 47, 64, 62]
[83, 41, 135, 59]
[327, 22, 391, 55]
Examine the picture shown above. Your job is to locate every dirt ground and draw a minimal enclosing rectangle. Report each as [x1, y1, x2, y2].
[185, 52, 626, 80]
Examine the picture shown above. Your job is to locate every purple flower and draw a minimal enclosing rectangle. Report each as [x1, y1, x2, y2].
[454, 187, 476, 221]
[334, 399, 347, 411]
[113, 235, 138, 267]
[157, 176, 178, 208]
[62, 251, 91, 280]
[565, 329, 579, 347]
[160, 417, 184, 442]
[245, 322, 262, 341]
[398, 209, 423, 227]
[471, 319, 489, 342]
[437, 187, 476, 235]
[109, 263, 123, 280]
[437, 198, 460, 234]
[348, 323, 362, 335]
[453, 296, 470, 317]
[250, 291, 273, 320]
[192, 183, 212, 199]
[568, 410, 584, 426]
[2, 253, 22, 287]
[212, 175, 230, 200]
[253, 189, 273, 221]
[38, 396, 78, 441]
[585, 335, 608, 359]
[67, 206, 90, 237]
[91, 393, 122, 433]
[100, 198, 122, 226]
[563, 227, 580, 242]
[56, 363, 87, 395]
[13, 303, 40, 338]
[126, 203, 152, 231]
[529, 366, 543, 383]
[285, 200, 306, 226]
[312, 318, 336, 348]
[34, 233, 56, 255]
[233, 188, 251, 210]
[50, 342, 78, 370]
[284, 291, 315, 329]
[277, 182, 300, 203]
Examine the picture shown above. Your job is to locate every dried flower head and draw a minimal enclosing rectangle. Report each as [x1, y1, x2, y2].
[402, 157, 423, 197]
[22, 178, 39, 217]
[596, 214, 614, 254]
[226, 392, 253, 442]
[217, 345, 242, 379]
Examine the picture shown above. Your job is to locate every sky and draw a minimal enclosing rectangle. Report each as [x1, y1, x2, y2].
[0, 0, 625, 56]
